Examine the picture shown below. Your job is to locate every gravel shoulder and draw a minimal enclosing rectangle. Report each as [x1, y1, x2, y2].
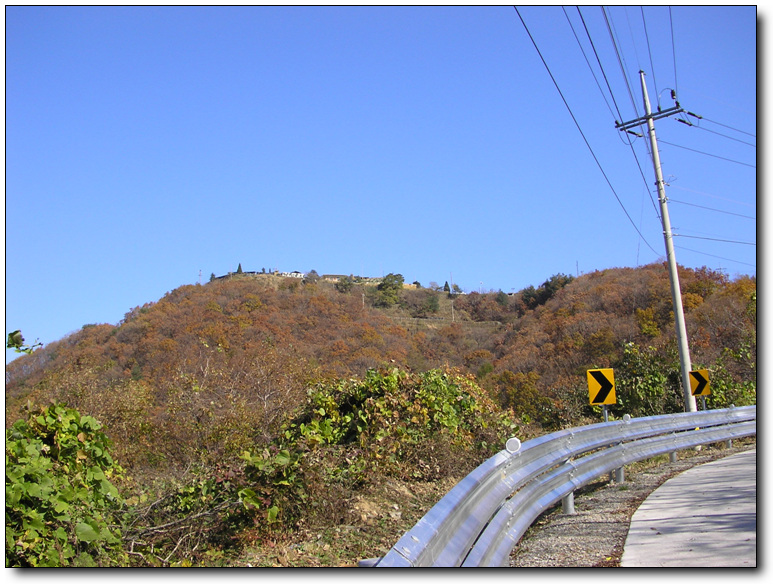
[509, 440, 756, 567]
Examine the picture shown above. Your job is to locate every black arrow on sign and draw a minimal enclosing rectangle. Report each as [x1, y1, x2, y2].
[589, 370, 614, 404]
[691, 371, 708, 395]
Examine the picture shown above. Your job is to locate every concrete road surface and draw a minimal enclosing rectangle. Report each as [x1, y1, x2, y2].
[621, 449, 756, 567]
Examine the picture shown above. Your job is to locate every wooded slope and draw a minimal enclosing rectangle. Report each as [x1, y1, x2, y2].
[6, 263, 756, 476]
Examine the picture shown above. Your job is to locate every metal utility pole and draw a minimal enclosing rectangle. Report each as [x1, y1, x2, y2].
[616, 71, 697, 412]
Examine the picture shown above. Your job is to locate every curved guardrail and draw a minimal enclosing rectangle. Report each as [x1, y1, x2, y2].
[371, 405, 756, 567]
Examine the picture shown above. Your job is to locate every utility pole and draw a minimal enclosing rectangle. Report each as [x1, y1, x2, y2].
[450, 272, 455, 322]
[616, 70, 697, 412]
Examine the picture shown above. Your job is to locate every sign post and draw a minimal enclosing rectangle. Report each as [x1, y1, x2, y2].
[587, 368, 616, 481]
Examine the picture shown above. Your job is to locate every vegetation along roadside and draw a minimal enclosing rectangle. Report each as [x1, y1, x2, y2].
[6, 262, 755, 566]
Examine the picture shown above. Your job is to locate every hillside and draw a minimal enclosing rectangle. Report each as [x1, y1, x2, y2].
[5, 263, 756, 566]
[6, 263, 756, 469]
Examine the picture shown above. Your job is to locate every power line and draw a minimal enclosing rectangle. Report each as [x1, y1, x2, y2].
[517, 8, 754, 276]
[668, 184, 756, 208]
[648, 10, 755, 263]
[562, 7, 616, 121]
[602, 7, 640, 120]
[624, 8, 645, 85]
[700, 116, 756, 139]
[673, 234, 756, 246]
[571, 7, 660, 220]
[594, 7, 663, 222]
[597, 11, 756, 277]
[600, 7, 664, 219]
[668, 198, 756, 220]
[669, 7, 679, 98]
[691, 124, 756, 147]
[640, 7, 659, 107]
[674, 245, 756, 268]
[513, 6, 659, 257]
[657, 139, 756, 168]
[577, 7, 627, 124]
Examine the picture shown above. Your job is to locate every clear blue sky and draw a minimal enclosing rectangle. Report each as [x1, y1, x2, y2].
[4, 5, 758, 362]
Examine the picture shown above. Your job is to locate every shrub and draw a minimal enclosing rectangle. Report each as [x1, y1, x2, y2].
[5, 403, 127, 567]
[237, 368, 519, 531]
[120, 467, 250, 567]
[614, 343, 683, 417]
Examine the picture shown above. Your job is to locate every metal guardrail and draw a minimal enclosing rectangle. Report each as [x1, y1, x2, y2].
[370, 405, 756, 567]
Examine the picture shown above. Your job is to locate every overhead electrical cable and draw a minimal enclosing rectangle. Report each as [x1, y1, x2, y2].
[513, 6, 659, 257]
[673, 234, 756, 246]
[624, 8, 644, 80]
[569, 6, 659, 220]
[669, 7, 679, 98]
[562, 7, 616, 120]
[669, 184, 756, 208]
[663, 14, 756, 258]
[600, 8, 753, 272]
[674, 245, 756, 268]
[700, 116, 756, 139]
[577, 7, 627, 123]
[657, 139, 756, 168]
[585, 7, 659, 219]
[668, 199, 755, 220]
[601, 6, 660, 184]
[602, 6, 639, 119]
[640, 7, 660, 108]
[690, 124, 757, 147]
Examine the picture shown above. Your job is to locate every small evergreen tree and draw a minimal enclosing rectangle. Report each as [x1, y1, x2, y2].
[376, 273, 405, 307]
[335, 275, 355, 293]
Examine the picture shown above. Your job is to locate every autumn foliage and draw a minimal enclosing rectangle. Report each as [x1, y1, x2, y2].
[5, 264, 756, 565]
[7, 265, 756, 472]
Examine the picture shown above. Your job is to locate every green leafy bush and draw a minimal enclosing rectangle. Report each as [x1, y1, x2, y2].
[5, 403, 127, 567]
[238, 368, 518, 531]
[283, 368, 515, 464]
[614, 343, 683, 417]
[705, 342, 756, 409]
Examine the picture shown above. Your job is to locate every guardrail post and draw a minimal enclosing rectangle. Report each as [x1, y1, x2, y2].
[560, 456, 576, 513]
[725, 406, 735, 448]
[669, 451, 677, 463]
[613, 414, 630, 483]
[561, 492, 575, 515]
[602, 406, 615, 483]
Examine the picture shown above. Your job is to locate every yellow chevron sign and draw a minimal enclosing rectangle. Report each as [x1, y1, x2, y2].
[587, 368, 616, 405]
[689, 369, 711, 396]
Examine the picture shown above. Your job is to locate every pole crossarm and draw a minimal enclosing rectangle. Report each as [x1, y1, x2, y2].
[616, 105, 685, 132]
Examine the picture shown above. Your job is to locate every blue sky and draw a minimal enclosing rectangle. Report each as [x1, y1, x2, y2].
[4, 5, 758, 362]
